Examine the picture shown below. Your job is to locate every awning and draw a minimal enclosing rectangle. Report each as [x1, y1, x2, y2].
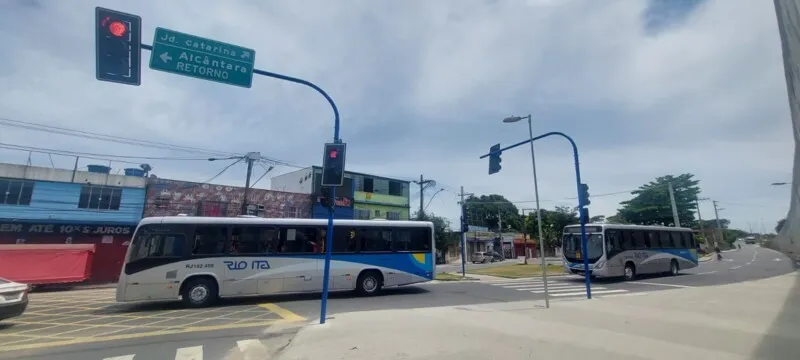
[0, 244, 95, 285]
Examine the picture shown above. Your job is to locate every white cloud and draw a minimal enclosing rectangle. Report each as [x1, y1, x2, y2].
[0, 0, 793, 233]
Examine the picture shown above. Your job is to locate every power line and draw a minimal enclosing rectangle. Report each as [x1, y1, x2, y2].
[204, 159, 243, 184]
[0, 142, 212, 161]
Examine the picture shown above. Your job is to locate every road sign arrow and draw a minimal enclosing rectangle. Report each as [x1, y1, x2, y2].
[159, 52, 173, 63]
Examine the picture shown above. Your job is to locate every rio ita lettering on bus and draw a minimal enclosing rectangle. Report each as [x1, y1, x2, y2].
[223, 260, 270, 271]
[0, 223, 133, 235]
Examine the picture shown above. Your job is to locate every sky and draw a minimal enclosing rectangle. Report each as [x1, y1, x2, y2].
[0, 0, 793, 234]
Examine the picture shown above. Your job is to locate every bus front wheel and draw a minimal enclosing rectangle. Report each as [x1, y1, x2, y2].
[181, 277, 218, 308]
[623, 263, 636, 281]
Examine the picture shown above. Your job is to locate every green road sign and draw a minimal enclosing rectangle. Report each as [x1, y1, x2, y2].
[149, 27, 255, 88]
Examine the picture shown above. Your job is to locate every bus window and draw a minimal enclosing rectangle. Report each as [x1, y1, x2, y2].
[659, 231, 673, 248]
[230, 226, 276, 254]
[632, 231, 646, 249]
[130, 233, 185, 261]
[360, 228, 392, 252]
[621, 230, 633, 250]
[278, 227, 319, 253]
[682, 232, 694, 249]
[645, 231, 657, 248]
[331, 227, 358, 253]
[409, 228, 431, 251]
[392, 229, 411, 251]
[670, 232, 683, 248]
[605, 230, 622, 257]
[192, 226, 228, 255]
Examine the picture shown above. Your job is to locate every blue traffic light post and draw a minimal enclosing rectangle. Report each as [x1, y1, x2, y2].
[94, 7, 343, 323]
[480, 132, 593, 300]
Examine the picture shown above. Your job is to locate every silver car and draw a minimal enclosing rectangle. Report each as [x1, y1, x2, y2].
[0, 277, 29, 321]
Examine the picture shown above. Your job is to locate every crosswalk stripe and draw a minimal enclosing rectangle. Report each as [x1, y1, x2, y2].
[549, 289, 627, 297]
[103, 356, 135, 360]
[522, 286, 590, 292]
[237, 339, 269, 360]
[175, 345, 203, 360]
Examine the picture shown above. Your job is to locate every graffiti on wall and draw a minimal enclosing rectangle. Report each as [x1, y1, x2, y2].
[143, 178, 313, 218]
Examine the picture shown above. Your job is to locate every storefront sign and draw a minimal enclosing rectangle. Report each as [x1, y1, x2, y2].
[317, 196, 353, 208]
[0, 223, 134, 236]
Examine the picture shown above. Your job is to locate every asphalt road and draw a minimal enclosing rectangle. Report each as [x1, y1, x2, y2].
[3, 244, 795, 360]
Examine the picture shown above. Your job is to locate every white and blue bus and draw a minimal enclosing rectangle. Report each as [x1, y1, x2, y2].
[116, 216, 435, 307]
[562, 224, 699, 281]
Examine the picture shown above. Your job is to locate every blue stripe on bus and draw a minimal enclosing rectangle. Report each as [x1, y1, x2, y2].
[257, 253, 435, 280]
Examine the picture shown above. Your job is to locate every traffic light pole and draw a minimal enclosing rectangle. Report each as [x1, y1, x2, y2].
[141, 42, 343, 324]
[480, 131, 592, 299]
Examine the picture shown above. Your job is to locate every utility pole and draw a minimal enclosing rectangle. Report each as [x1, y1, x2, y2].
[695, 196, 707, 246]
[497, 209, 504, 257]
[668, 182, 680, 227]
[241, 152, 261, 215]
[458, 186, 473, 277]
[414, 174, 434, 219]
[713, 200, 724, 246]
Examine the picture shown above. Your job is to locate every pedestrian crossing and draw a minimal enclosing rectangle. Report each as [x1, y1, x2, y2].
[101, 338, 270, 360]
[482, 277, 630, 299]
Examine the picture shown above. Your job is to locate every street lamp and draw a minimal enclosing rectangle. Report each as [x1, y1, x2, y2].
[502, 114, 549, 308]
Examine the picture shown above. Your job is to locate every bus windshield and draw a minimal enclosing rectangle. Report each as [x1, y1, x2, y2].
[563, 233, 604, 263]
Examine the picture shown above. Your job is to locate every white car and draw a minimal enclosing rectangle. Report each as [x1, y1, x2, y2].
[0, 277, 29, 321]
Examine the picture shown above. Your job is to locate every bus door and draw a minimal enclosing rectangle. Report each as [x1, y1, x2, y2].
[124, 230, 186, 301]
[278, 227, 321, 293]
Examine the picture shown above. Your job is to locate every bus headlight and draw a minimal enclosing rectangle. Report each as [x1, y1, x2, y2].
[594, 260, 606, 269]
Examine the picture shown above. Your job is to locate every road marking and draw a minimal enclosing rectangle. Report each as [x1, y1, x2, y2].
[258, 303, 306, 322]
[599, 292, 651, 298]
[730, 265, 743, 270]
[237, 339, 269, 360]
[176, 345, 204, 360]
[774, 258, 783, 262]
[103, 356, 135, 360]
[630, 281, 694, 288]
[550, 289, 627, 297]
[696, 271, 717, 275]
[752, 251, 758, 262]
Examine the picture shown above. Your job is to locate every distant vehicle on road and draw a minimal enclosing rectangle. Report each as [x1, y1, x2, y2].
[116, 216, 435, 307]
[562, 224, 699, 281]
[744, 236, 757, 244]
[471, 251, 502, 264]
[0, 277, 29, 321]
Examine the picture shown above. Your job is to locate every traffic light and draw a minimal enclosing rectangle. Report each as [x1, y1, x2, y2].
[319, 186, 334, 209]
[579, 183, 591, 206]
[488, 143, 502, 175]
[95, 7, 142, 86]
[580, 207, 590, 223]
[460, 216, 469, 232]
[321, 142, 347, 187]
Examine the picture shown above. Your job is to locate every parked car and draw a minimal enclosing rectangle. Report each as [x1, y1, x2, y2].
[471, 251, 504, 264]
[0, 277, 29, 321]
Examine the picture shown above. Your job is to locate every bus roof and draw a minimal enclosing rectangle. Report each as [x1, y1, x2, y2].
[138, 216, 434, 228]
[563, 223, 694, 232]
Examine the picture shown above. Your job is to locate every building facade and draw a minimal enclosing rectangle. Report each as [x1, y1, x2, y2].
[143, 177, 314, 218]
[271, 166, 410, 220]
[0, 163, 147, 283]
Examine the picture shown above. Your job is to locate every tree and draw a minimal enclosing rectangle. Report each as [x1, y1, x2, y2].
[606, 214, 630, 224]
[464, 194, 521, 231]
[523, 205, 578, 250]
[413, 211, 457, 253]
[589, 215, 606, 223]
[616, 173, 701, 227]
[776, 218, 787, 233]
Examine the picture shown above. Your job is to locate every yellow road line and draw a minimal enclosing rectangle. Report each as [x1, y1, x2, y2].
[0, 319, 295, 352]
[258, 303, 306, 322]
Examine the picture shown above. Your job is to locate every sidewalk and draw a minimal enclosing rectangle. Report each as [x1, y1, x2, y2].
[275, 271, 800, 360]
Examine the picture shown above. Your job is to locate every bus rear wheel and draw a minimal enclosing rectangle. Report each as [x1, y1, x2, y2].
[356, 271, 382, 296]
[181, 277, 218, 308]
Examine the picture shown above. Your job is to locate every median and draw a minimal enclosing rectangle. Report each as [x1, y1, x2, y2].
[468, 264, 565, 278]
[435, 272, 477, 281]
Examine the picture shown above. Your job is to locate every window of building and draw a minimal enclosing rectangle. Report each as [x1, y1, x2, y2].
[388, 181, 403, 196]
[386, 211, 401, 220]
[355, 209, 371, 220]
[196, 201, 228, 217]
[192, 226, 228, 255]
[374, 209, 381, 218]
[363, 178, 374, 193]
[78, 185, 122, 210]
[0, 178, 34, 206]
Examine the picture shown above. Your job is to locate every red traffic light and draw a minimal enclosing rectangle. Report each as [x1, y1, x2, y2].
[108, 20, 127, 37]
[329, 150, 338, 159]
